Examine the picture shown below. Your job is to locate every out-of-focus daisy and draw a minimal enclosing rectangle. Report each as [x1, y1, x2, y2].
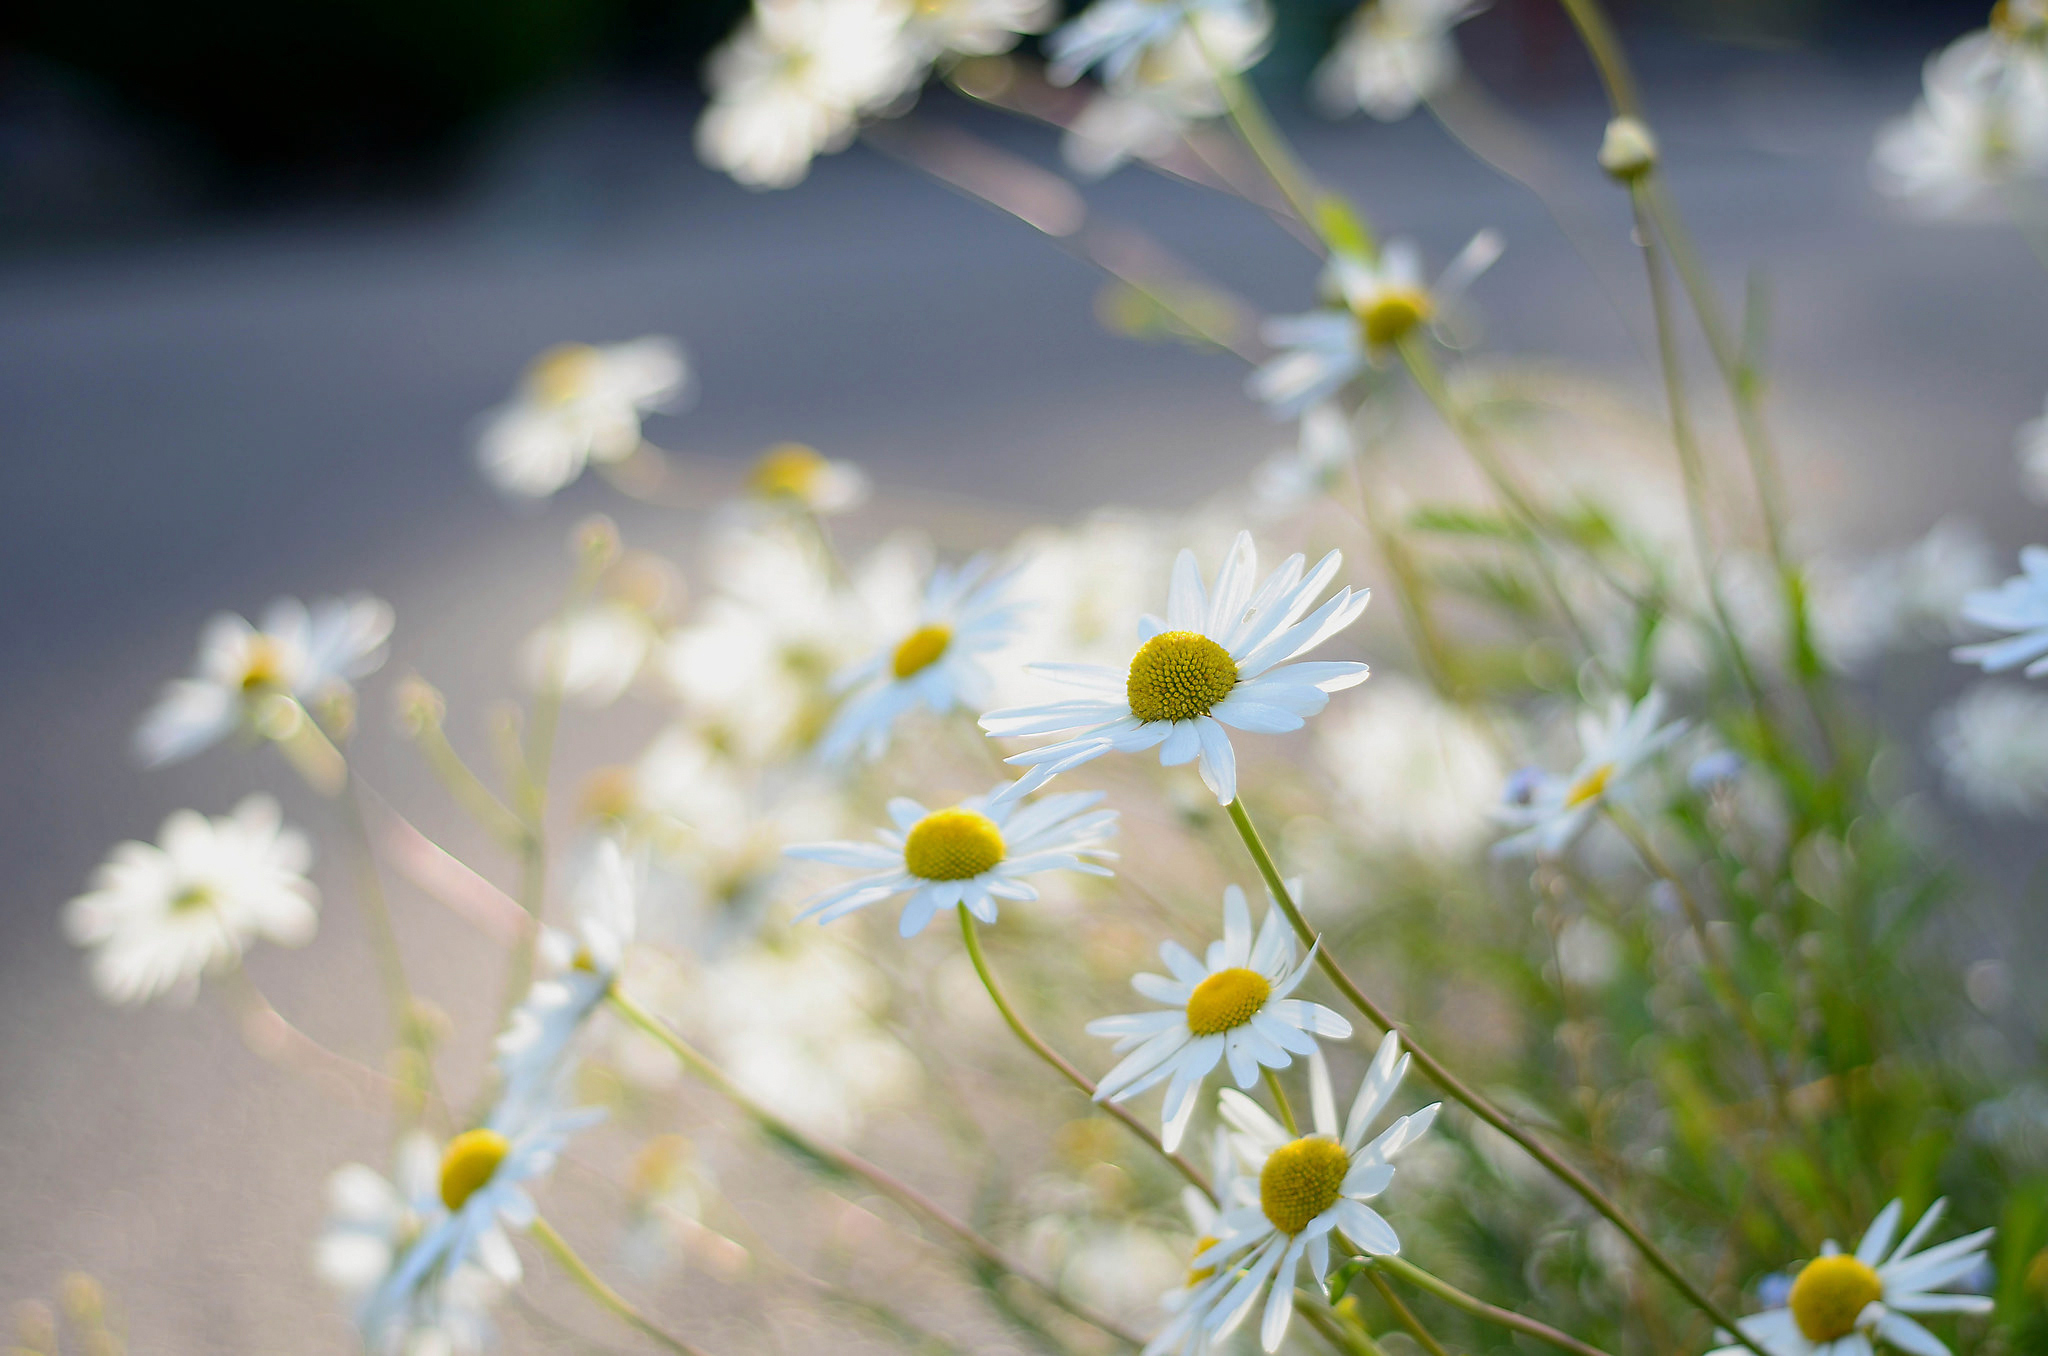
[1047, 0, 1268, 87]
[1872, 32, 2048, 218]
[1808, 519, 1995, 674]
[785, 784, 1118, 937]
[1316, 673, 1505, 857]
[1705, 1198, 1993, 1356]
[1955, 545, 2048, 677]
[1252, 403, 1358, 514]
[522, 601, 660, 707]
[1492, 688, 1686, 859]
[696, 0, 920, 190]
[476, 338, 688, 498]
[1089, 883, 1351, 1151]
[1248, 234, 1501, 419]
[1192, 1037, 1440, 1352]
[1145, 1132, 1243, 1356]
[819, 555, 1026, 761]
[2017, 396, 2048, 503]
[65, 795, 318, 1005]
[1935, 682, 2048, 815]
[136, 595, 393, 766]
[909, 0, 1053, 57]
[747, 442, 872, 515]
[1059, 2, 1273, 177]
[1313, 0, 1486, 122]
[981, 531, 1371, 805]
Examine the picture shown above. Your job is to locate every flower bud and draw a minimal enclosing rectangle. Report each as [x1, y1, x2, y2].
[1598, 116, 1658, 181]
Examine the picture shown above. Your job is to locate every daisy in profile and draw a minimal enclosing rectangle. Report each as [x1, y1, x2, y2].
[980, 531, 1370, 805]
[1194, 1036, 1440, 1352]
[1089, 883, 1351, 1151]
[1313, 0, 1487, 122]
[819, 555, 1027, 762]
[1047, 0, 1269, 87]
[784, 783, 1118, 937]
[135, 594, 394, 766]
[1492, 687, 1686, 859]
[476, 337, 688, 498]
[746, 442, 871, 516]
[1705, 1198, 1993, 1356]
[1954, 545, 2048, 677]
[1249, 234, 1501, 418]
[64, 796, 319, 1005]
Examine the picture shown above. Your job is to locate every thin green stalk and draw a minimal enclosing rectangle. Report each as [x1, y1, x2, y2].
[530, 1216, 711, 1356]
[408, 711, 528, 848]
[1364, 1270, 1451, 1356]
[1371, 1255, 1613, 1356]
[957, 910, 1215, 1199]
[1262, 1066, 1299, 1136]
[1223, 796, 1760, 1355]
[1300, 1298, 1388, 1356]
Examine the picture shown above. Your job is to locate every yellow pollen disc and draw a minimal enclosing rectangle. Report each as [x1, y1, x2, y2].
[1126, 631, 1238, 724]
[1259, 1136, 1350, 1236]
[169, 885, 214, 913]
[1186, 967, 1272, 1036]
[892, 625, 953, 679]
[239, 636, 289, 692]
[1360, 289, 1433, 347]
[903, 808, 1006, 882]
[1564, 763, 1615, 808]
[1186, 1234, 1221, 1286]
[749, 442, 828, 500]
[439, 1129, 511, 1211]
[1788, 1255, 1884, 1343]
[528, 343, 600, 405]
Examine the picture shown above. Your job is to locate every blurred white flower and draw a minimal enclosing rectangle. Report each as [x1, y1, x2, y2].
[1872, 31, 2048, 218]
[1316, 673, 1504, 857]
[1059, 3, 1273, 177]
[909, 0, 1053, 57]
[2017, 395, 2048, 503]
[786, 784, 1118, 937]
[1954, 544, 2048, 677]
[1492, 688, 1685, 859]
[1705, 1198, 1992, 1356]
[1007, 514, 1175, 684]
[1934, 683, 2048, 815]
[746, 441, 872, 515]
[65, 795, 318, 1005]
[1313, 0, 1485, 122]
[1088, 883, 1351, 1151]
[136, 594, 393, 766]
[1146, 1132, 1245, 1356]
[983, 531, 1370, 805]
[1047, 0, 1268, 87]
[1253, 403, 1357, 514]
[476, 339, 687, 498]
[1809, 519, 1996, 673]
[522, 601, 659, 708]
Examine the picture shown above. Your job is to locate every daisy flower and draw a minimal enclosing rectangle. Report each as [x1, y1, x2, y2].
[785, 783, 1118, 937]
[521, 600, 660, 707]
[747, 441, 872, 515]
[1935, 682, 2048, 816]
[1253, 403, 1358, 514]
[1705, 1198, 1993, 1356]
[908, 0, 1053, 57]
[1491, 687, 1686, 859]
[1872, 32, 2048, 218]
[979, 530, 1371, 805]
[1954, 545, 2048, 677]
[819, 554, 1027, 762]
[1089, 883, 1352, 1152]
[1193, 1036, 1440, 1352]
[1144, 1131, 1244, 1356]
[1060, 1, 1273, 177]
[1313, 0, 1487, 123]
[476, 338, 688, 498]
[1046, 0, 1269, 87]
[64, 795, 319, 1005]
[1248, 233, 1502, 419]
[135, 594, 394, 766]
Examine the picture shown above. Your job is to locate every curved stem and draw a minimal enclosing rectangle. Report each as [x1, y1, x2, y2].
[1365, 1270, 1451, 1356]
[530, 1216, 712, 1356]
[1371, 1255, 1613, 1356]
[1223, 796, 1757, 1353]
[957, 909, 1215, 1200]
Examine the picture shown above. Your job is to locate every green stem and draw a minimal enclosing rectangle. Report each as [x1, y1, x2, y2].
[1223, 796, 1755, 1352]
[1371, 1255, 1613, 1356]
[408, 712, 528, 848]
[1365, 1270, 1451, 1356]
[1300, 1297, 1388, 1356]
[530, 1216, 711, 1356]
[1263, 1066, 1299, 1137]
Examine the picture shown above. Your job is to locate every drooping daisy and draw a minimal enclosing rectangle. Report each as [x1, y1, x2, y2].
[64, 795, 319, 1005]
[980, 531, 1371, 805]
[784, 784, 1118, 937]
[476, 338, 688, 498]
[819, 554, 1027, 762]
[1193, 1037, 1440, 1352]
[1954, 545, 2048, 677]
[1089, 883, 1352, 1151]
[1312, 0, 1487, 123]
[1046, 0, 1269, 88]
[746, 442, 872, 515]
[135, 594, 394, 766]
[1248, 233, 1502, 419]
[1491, 687, 1686, 859]
[1705, 1198, 1994, 1356]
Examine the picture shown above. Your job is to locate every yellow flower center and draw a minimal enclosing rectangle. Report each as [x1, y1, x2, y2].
[170, 884, 215, 913]
[239, 636, 290, 692]
[1564, 763, 1615, 808]
[892, 625, 953, 679]
[1359, 288, 1433, 347]
[528, 343, 600, 405]
[1259, 1136, 1350, 1235]
[749, 442, 828, 501]
[1185, 967, 1272, 1036]
[1186, 1234, 1221, 1287]
[438, 1129, 511, 1211]
[1126, 631, 1237, 723]
[902, 808, 1006, 881]
[1788, 1254, 1884, 1343]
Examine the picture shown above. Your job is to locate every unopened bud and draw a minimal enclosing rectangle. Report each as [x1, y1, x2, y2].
[1598, 116, 1658, 181]
[573, 514, 622, 570]
[394, 675, 445, 736]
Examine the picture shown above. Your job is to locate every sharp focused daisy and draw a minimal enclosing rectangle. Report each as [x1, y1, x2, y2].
[1089, 883, 1352, 1151]
[785, 784, 1118, 937]
[476, 337, 688, 498]
[64, 795, 319, 1005]
[980, 531, 1371, 805]
[1046, 0, 1269, 87]
[819, 554, 1027, 762]
[1706, 1198, 1994, 1356]
[1192, 1037, 1440, 1352]
[1249, 234, 1501, 419]
[747, 441, 871, 515]
[1312, 0, 1487, 122]
[1954, 545, 2048, 677]
[1492, 687, 1686, 859]
[135, 594, 394, 766]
